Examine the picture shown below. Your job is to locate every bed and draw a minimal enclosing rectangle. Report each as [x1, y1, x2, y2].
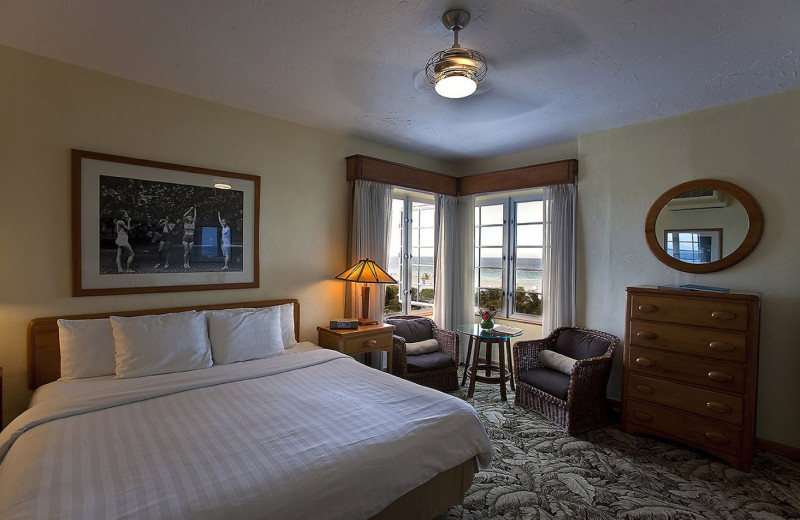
[0, 300, 492, 520]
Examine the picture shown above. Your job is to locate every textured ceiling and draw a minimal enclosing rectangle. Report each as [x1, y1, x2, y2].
[1, 1, 798, 162]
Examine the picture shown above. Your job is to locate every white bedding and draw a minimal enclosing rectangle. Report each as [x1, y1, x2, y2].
[0, 348, 492, 520]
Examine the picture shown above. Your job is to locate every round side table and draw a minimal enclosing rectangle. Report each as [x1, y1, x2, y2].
[457, 324, 524, 401]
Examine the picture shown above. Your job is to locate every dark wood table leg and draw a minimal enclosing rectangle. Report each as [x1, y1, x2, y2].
[506, 339, 515, 391]
[485, 338, 493, 377]
[498, 338, 507, 401]
[461, 335, 474, 387]
[467, 337, 481, 398]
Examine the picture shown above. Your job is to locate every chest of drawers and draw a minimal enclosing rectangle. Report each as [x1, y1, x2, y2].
[622, 286, 760, 470]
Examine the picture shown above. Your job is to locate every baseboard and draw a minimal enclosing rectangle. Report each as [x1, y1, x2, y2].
[755, 438, 800, 461]
[605, 398, 799, 461]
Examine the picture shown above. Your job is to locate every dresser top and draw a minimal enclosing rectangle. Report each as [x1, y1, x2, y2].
[627, 285, 761, 301]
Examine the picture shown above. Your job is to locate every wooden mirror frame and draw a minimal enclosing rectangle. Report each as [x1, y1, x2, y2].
[645, 179, 764, 273]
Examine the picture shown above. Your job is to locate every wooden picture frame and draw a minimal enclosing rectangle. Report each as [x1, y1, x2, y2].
[72, 149, 260, 296]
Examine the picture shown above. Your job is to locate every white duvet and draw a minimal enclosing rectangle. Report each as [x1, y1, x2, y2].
[0, 348, 492, 520]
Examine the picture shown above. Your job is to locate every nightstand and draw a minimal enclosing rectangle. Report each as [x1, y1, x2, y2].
[317, 323, 395, 373]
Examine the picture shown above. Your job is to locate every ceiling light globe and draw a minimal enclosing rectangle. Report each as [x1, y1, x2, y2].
[435, 75, 477, 99]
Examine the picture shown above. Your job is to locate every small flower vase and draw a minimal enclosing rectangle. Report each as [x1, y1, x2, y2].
[479, 317, 495, 330]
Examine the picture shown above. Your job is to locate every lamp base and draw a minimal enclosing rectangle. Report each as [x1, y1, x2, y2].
[357, 317, 378, 326]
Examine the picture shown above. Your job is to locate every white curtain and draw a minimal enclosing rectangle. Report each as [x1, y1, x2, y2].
[541, 184, 577, 335]
[433, 194, 475, 363]
[346, 180, 393, 322]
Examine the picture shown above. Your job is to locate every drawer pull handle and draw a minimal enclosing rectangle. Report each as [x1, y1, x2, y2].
[633, 411, 653, 422]
[637, 330, 657, 340]
[710, 311, 736, 321]
[638, 304, 659, 313]
[364, 339, 378, 348]
[708, 342, 735, 353]
[635, 357, 656, 367]
[634, 384, 654, 394]
[707, 371, 733, 382]
[706, 401, 732, 414]
[704, 432, 730, 445]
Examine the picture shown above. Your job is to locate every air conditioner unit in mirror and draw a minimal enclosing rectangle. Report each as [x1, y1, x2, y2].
[666, 189, 729, 210]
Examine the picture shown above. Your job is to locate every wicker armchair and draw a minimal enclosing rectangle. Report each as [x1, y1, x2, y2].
[385, 315, 459, 392]
[513, 327, 619, 435]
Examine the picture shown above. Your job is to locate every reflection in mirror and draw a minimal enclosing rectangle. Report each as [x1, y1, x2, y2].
[655, 192, 749, 264]
[644, 179, 763, 274]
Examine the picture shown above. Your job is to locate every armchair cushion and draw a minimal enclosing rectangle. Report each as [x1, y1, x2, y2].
[407, 351, 454, 373]
[555, 329, 610, 360]
[538, 350, 576, 375]
[519, 367, 570, 401]
[386, 317, 433, 343]
[406, 338, 440, 356]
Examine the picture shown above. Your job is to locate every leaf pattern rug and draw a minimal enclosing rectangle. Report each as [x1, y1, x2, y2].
[436, 376, 800, 519]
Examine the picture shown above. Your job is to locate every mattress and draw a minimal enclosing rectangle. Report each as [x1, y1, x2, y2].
[0, 348, 492, 520]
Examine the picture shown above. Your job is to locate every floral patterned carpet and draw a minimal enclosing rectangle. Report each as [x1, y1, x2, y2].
[436, 376, 800, 520]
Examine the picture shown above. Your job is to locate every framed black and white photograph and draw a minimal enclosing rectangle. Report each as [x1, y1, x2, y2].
[72, 149, 260, 296]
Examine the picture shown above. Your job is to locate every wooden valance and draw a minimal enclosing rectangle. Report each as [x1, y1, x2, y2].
[346, 155, 458, 197]
[457, 159, 577, 196]
[346, 155, 576, 197]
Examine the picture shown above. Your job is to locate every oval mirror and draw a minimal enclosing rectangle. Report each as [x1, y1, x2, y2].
[645, 179, 764, 273]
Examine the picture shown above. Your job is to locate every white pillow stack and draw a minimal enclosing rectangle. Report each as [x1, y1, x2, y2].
[111, 311, 213, 379]
[206, 307, 284, 364]
[55, 304, 296, 380]
[57, 318, 117, 379]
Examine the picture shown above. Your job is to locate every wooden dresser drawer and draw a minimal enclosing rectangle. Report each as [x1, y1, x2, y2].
[625, 400, 742, 456]
[627, 373, 744, 424]
[629, 321, 747, 362]
[628, 345, 745, 394]
[630, 294, 748, 331]
[344, 332, 392, 356]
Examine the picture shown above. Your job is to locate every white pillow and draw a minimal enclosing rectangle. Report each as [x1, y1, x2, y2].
[111, 311, 212, 379]
[207, 307, 284, 364]
[538, 349, 576, 375]
[57, 318, 116, 379]
[406, 338, 440, 356]
[278, 303, 297, 348]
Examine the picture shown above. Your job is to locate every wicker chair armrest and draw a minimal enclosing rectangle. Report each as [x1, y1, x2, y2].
[433, 329, 459, 363]
[391, 335, 409, 377]
[566, 352, 616, 407]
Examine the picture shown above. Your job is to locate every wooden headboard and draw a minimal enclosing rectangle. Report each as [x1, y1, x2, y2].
[27, 299, 300, 390]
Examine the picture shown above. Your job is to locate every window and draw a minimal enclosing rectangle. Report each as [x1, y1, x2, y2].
[475, 191, 543, 321]
[385, 191, 436, 316]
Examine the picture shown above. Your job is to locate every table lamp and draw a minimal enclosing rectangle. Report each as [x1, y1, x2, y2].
[336, 258, 397, 325]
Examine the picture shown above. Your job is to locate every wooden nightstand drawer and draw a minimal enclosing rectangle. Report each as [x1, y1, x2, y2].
[317, 323, 395, 373]
[629, 321, 747, 362]
[344, 332, 392, 356]
[630, 294, 748, 331]
[627, 373, 743, 424]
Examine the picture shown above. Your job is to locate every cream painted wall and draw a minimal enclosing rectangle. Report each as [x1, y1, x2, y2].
[463, 90, 800, 448]
[452, 140, 578, 176]
[0, 46, 451, 426]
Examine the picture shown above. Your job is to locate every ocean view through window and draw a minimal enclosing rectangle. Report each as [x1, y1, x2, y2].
[475, 191, 543, 321]
[385, 191, 435, 316]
